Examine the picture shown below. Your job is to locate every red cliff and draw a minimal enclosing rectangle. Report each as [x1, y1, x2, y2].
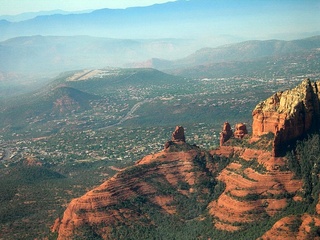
[252, 79, 320, 156]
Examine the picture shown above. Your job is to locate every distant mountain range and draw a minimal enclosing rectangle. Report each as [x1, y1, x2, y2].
[1, 35, 319, 76]
[173, 35, 320, 67]
[0, 9, 93, 22]
[137, 35, 320, 77]
[0, 0, 319, 43]
[0, 0, 319, 90]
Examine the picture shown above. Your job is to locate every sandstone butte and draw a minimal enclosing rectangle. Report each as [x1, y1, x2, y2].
[252, 78, 320, 156]
[54, 79, 320, 239]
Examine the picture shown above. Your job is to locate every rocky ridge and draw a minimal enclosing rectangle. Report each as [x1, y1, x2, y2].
[54, 128, 220, 239]
[54, 79, 320, 239]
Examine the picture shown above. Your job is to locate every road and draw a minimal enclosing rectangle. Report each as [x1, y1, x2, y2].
[101, 98, 152, 130]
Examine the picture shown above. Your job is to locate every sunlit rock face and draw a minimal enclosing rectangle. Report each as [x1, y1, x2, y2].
[234, 123, 248, 139]
[252, 79, 320, 156]
[220, 122, 233, 146]
[165, 126, 186, 150]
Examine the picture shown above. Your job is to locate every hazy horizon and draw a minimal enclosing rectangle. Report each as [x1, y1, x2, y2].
[0, 0, 319, 82]
[0, 0, 319, 43]
[0, 0, 176, 15]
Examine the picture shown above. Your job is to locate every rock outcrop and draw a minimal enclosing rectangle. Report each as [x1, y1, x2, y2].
[252, 79, 320, 156]
[220, 122, 248, 145]
[165, 126, 186, 149]
[171, 125, 185, 142]
[209, 147, 302, 231]
[260, 214, 320, 240]
[220, 122, 233, 146]
[233, 123, 248, 139]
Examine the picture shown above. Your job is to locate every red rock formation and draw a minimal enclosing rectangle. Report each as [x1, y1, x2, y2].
[165, 126, 186, 149]
[51, 217, 61, 233]
[171, 126, 185, 142]
[260, 214, 320, 240]
[54, 80, 320, 239]
[208, 148, 303, 231]
[55, 144, 210, 239]
[252, 79, 320, 156]
[220, 122, 233, 146]
[234, 123, 248, 139]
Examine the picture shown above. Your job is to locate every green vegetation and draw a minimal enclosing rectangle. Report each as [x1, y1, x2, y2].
[0, 160, 130, 240]
[287, 134, 320, 211]
[0, 67, 305, 140]
[225, 132, 274, 152]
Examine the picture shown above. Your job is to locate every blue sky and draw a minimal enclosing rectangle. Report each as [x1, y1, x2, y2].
[0, 0, 176, 15]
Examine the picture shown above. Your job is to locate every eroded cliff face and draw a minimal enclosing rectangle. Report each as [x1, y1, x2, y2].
[252, 79, 320, 156]
[209, 147, 302, 231]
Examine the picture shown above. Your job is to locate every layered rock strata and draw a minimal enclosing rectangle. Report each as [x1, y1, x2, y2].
[260, 214, 320, 240]
[54, 79, 320, 239]
[252, 79, 320, 156]
[209, 147, 302, 231]
[55, 147, 204, 239]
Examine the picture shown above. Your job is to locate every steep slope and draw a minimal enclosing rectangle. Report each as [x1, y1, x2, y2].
[260, 214, 320, 240]
[209, 147, 302, 231]
[54, 127, 304, 239]
[252, 79, 320, 156]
